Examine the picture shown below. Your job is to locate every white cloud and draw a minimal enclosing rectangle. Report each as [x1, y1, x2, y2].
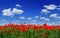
[56, 8, 60, 10]
[50, 22, 58, 25]
[50, 13, 58, 18]
[44, 4, 57, 10]
[32, 20, 37, 22]
[35, 16, 39, 18]
[58, 17, 60, 18]
[40, 17, 45, 19]
[0, 19, 8, 25]
[50, 13, 60, 19]
[44, 18, 50, 21]
[16, 4, 21, 7]
[12, 8, 24, 14]
[40, 17, 50, 21]
[51, 22, 55, 24]
[47, 22, 55, 25]
[41, 4, 60, 15]
[27, 17, 32, 20]
[41, 9, 50, 14]
[56, 5, 60, 10]
[19, 16, 25, 20]
[2, 19, 7, 23]
[12, 20, 20, 24]
[2, 8, 14, 16]
[41, 4, 57, 14]
[2, 8, 24, 16]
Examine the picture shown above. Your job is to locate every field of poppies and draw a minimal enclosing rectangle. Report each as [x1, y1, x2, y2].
[0, 23, 60, 38]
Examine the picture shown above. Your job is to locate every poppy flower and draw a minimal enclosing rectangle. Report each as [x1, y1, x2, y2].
[22, 27, 29, 32]
[48, 26, 54, 30]
[41, 33, 46, 37]
[3, 29, 7, 34]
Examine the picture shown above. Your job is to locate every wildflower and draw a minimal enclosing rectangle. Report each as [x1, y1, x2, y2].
[41, 33, 46, 37]
[22, 27, 29, 32]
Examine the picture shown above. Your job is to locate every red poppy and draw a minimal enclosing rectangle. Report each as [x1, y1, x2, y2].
[41, 33, 46, 37]
[3, 29, 7, 34]
[34, 25, 39, 31]
[48, 26, 54, 30]
[57, 26, 60, 30]
[17, 27, 21, 31]
[22, 26, 29, 32]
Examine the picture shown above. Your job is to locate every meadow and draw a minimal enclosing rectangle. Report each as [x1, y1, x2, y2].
[0, 23, 60, 38]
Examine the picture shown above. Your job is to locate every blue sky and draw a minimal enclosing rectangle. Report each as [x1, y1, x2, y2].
[0, 0, 60, 25]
